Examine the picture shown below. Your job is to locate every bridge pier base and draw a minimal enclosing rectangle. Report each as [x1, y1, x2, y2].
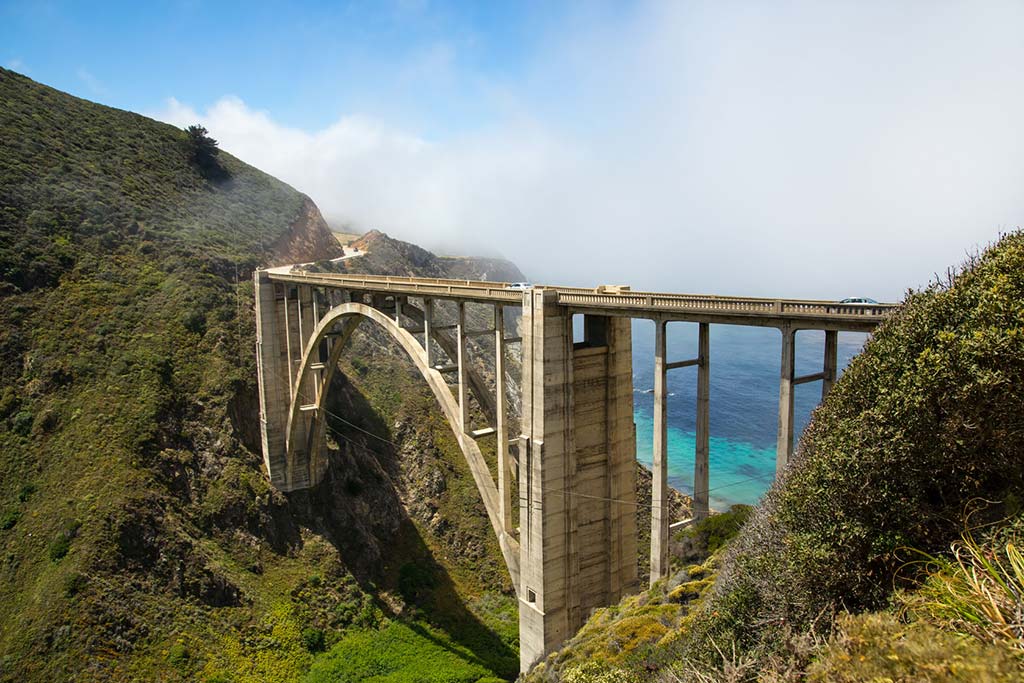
[518, 290, 637, 672]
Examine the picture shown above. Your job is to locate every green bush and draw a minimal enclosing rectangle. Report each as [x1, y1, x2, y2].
[62, 572, 87, 597]
[680, 233, 1024, 669]
[808, 612, 1021, 682]
[398, 561, 436, 605]
[47, 520, 80, 562]
[301, 627, 326, 653]
[0, 509, 20, 530]
[11, 411, 32, 436]
[17, 483, 37, 502]
[167, 643, 189, 666]
[676, 504, 753, 561]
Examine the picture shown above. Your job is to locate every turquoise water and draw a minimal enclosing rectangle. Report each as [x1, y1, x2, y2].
[625, 321, 867, 508]
[634, 411, 777, 511]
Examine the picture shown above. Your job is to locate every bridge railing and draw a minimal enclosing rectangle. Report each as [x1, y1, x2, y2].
[270, 269, 897, 320]
[554, 289, 895, 319]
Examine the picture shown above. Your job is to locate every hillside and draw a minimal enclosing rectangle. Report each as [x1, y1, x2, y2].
[526, 232, 1024, 681]
[0, 68, 525, 682]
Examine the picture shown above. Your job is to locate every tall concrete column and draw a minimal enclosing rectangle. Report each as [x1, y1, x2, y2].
[255, 271, 290, 489]
[518, 288, 574, 671]
[457, 301, 470, 432]
[424, 298, 434, 367]
[495, 305, 513, 533]
[822, 330, 838, 400]
[694, 322, 710, 521]
[776, 326, 796, 472]
[650, 319, 669, 584]
[601, 316, 638, 602]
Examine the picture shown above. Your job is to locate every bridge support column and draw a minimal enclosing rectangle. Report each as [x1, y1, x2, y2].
[457, 301, 470, 432]
[776, 326, 796, 472]
[650, 320, 669, 584]
[694, 322, 710, 522]
[255, 271, 295, 490]
[822, 330, 837, 399]
[519, 291, 637, 673]
[495, 305, 514, 533]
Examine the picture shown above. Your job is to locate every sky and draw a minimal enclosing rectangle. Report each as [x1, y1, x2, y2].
[3, 1, 1023, 299]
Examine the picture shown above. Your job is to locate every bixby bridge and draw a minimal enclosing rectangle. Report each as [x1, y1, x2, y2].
[254, 268, 894, 672]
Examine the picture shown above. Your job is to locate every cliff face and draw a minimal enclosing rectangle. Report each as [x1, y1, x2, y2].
[269, 196, 345, 266]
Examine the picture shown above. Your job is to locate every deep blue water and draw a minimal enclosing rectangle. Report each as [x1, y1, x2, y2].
[625, 321, 866, 508]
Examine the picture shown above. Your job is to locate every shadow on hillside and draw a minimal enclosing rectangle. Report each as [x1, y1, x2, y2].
[283, 363, 519, 680]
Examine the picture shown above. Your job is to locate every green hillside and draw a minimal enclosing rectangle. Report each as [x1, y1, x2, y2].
[527, 232, 1024, 681]
[0, 68, 518, 682]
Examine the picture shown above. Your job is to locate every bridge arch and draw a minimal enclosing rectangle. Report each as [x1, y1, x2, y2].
[281, 301, 520, 588]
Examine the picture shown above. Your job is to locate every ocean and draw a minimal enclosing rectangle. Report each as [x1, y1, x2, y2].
[626, 321, 868, 509]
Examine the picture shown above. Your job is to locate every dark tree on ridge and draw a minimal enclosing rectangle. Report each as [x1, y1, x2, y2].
[185, 124, 229, 180]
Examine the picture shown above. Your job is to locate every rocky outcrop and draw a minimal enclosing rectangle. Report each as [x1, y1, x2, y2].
[269, 196, 345, 265]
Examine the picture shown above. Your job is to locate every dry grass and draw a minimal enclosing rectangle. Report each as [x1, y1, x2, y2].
[900, 526, 1024, 653]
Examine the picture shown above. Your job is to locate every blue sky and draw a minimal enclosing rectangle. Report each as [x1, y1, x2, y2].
[1, 1, 592, 134]
[4, 1, 1024, 298]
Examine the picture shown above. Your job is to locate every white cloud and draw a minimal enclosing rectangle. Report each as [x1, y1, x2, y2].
[6, 58, 27, 72]
[154, 1, 1024, 301]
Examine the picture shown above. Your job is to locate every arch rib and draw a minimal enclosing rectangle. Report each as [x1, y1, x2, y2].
[284, 302, 520, 590]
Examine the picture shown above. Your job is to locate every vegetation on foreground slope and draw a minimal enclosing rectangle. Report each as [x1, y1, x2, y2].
[0, 68, 520, 682]
[530, 232, 1024, 681]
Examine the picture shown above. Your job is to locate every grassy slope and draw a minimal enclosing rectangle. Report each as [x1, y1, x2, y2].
[0, 69, 518, 682]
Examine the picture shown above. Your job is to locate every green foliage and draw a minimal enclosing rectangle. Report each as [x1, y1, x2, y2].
[900, 518, 1024, 652]
[167, 643, 190, 667]
[47, 520, 80, 561]
[398, 561, 436, 605]
[302, 620, 497, 683]
[808, 612, 1021, 682]
[11, 410, 32, 436]
[184, 125, 227, 180]
[676, 505, 753, 561]
[526, 555, 721, 680]
[301, 627, 326, 653]
[17, 483, 36, 502]
[0, 509, 20, 530]
[678, 233, 1024, 669]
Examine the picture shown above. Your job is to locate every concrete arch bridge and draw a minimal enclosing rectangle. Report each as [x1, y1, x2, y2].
[254, 268, 893, 672]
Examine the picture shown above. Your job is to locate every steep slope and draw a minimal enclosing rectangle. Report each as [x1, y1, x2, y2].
[0, 69, 519, 683]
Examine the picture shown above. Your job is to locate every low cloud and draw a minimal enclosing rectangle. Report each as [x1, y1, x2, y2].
[156, 1, 1024, 300]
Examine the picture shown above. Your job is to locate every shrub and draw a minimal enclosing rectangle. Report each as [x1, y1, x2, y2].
[17, 483, 36, 502]
[167, 643, 190, 666]
[398, 561, 435, 605]
[0, 509, 20, 531]
[48, 520, 80, 562]
[11, 410, 32, 436]
[808, 612, 1020, 682]
[63, 572, 87, 597]
[676, 505, 753, 562]
[301, 627, 326, 653]
[680, 233, 1024, 668]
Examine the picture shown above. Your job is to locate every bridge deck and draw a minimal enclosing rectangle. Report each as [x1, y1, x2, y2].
[266, 269, 896, 332]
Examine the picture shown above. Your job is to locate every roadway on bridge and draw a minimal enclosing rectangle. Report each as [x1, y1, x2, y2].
[265, 268, 897, 332]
